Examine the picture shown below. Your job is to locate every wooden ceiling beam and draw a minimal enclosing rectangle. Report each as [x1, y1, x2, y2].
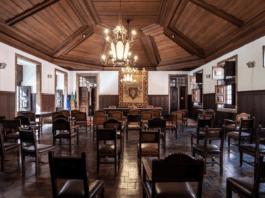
[103, 67, 156, 71]
[53, 58, 103, 70]
[164, 27, 205, 58]
[170, 0, 188, 26]
[83, 0, 101, 26]
[6, 0, 60, 26]
[139, 35, 158, 66]
[156, 59, 205, 70]
[189, 0, 244, 27]
[53, 26, 94, 57]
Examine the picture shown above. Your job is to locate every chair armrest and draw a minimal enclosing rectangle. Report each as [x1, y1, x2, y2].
[142, 158, 152, 181]
[224, 119, 235, 124]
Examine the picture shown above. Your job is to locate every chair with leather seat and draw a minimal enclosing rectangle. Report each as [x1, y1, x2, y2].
[150, 110, 161, 118]
[52, 119, 79, 152]
[97, 128, 120, 176]
[192, 126, 225, 174]
[240, 125, 265, 167]
[103, 118, 124, 150]
[0, 129, 20, 171]
[93, 114, 108, 140]
[54, 114, 69, 121]
[141, 111, 153, 128]
[228, 117, 255, 152]
[49, 151, 104, 198]
[94, 110, 106, 115]
[227, 155, 265, 198]
[110, 111, 125, 126]
[59, 110, 70, 118]
[147, 118, 166, 152]
[137, 128, 160, 174]
[163, 114, 177, 139]
[172, 111, 185, 133]
[23, 112, 42, 133]
[129, 110, 140, 115]
[75, 112, 91, 134]
[191, 118, 212, 146]
[3, 119, 21, 142]
[70, 110, 80, 121]
[126, 114, 141, 140]
[142, 152, 204, 198]
[179, 109, 189, 127]
[19, 129, 55, 175]
[15, 115, 40, 137]
[52, 112, 63, 122]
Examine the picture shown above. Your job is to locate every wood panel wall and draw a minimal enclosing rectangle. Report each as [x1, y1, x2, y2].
[148, 95, 169, 115]
[41, 94, 55, 112]
[0, 91, 16, 119]
[99, 95, 119, 110]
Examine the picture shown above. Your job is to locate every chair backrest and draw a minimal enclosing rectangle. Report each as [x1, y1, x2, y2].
[152, 152, 204, 198]
[129, 110, 140, 115]
[93, 114, 108, 126]
[253, 155, 265, 197]
[75, 112, 87, 121]
[235, 112, 250, 128]
[4, 119, 21, 131]
[15, 115, 30, 126]
[52, 112, 63, 121]
[94, 110, 106, 115]
[54, 114, 69, 121]
[71, 110, 80, 118]
[48, 151, 90, 197]
[52, 119, 71, 131]
[103, 119, 122, 131]
[110, 111, 123, 121]
[23, 112, 35, 122]
[127, 114, 141, 123]
[197, 118, 212, 130]
[141, 111, 153, 120]
[146, 105, 153, 109]
[162, 115, 175, 124]
[204, 109, 215, 114]
[172, 111, 184, 121]
[0, 129, 4, 154]
[150, 110, 160, 118]
[202, 113, 215, 127]
[254, 125, 265, 154]
[179, 109, 188, 117]
[19, 129, 36, 144]
[59, 110, 70, 117]
[239, 117, 255, 133]
[148, 118, 166, 130]
[204, 126, 224, 154]
[139, 128, 160, 144]
[97, 128, 117, 141]
[109, 106, 116, 108]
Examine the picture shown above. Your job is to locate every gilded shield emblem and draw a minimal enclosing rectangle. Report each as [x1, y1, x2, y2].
[129, 87, 138, 100]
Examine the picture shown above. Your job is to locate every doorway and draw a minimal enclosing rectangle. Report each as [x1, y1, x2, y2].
[54, 69, 68, 111]
[15, 54, 42, 115]
[169, 75, 188, 113]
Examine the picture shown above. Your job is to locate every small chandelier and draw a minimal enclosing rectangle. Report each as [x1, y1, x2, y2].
[120, 66, 137, 84]
[101, 0, 138, 67]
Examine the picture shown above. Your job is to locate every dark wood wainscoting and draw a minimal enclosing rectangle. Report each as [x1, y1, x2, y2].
[42, 94, 55, 112]
[0, 91, 15, 119]
[148, 95, 169, 115]
[99, 95, 119, 110]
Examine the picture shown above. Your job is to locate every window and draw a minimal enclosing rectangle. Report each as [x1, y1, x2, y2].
[191, 70, 203, 108]
[170, 76, 185, 87]
[79, 76, 97, 88]
[226, 85, 232, 104]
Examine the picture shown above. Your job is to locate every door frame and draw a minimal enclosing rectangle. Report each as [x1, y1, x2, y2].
[76, 73, 99, 111]
[15, 54, 42, 116]
[168, 74, 188, 113]
[54, 68, 68, 110]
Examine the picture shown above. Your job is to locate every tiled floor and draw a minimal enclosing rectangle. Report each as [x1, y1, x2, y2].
[0, 120, 257, 198]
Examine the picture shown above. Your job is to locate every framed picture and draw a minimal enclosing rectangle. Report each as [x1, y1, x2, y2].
[190, 76, 196, 84]
[215, 85, 226, 104]
[56, 100, 61, 106]
[22, 101, 28, 108]
[212, 66, 224, 80]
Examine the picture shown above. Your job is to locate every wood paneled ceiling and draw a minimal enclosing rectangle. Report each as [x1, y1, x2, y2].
[1, 0, 265, 71]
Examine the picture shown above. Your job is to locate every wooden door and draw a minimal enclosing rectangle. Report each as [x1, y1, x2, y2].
[170, 88, 178, 113]
[179, 86, 186, 109]
[19, 86, 31, 112]
[91, 88, 97, 115]
[56, 90, 63, 108]
[79, 87, 88, 114]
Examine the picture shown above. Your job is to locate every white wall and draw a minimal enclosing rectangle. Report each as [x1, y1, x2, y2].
[0, 42, 69, 94]
[189, 36, 265, 94]
[56, 71, 64, 92]
[18, 59, 37, 93]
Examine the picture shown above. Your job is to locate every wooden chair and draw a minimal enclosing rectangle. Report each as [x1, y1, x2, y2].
[103, 118, 124, 149]
[23, 112, 42, 133]
[3, 119, 21, 142]
[0, 129, 20, 171]
[74, 112, 91, 134]
[240, 125, 265, 167]
[163, 114, 177, 139]
[97, 128, 120, 176]
[54, 114, 69, 121]
[146, 105, 153, 109]
[94, 110, 106, 115]
[129, 110, 140, 115]
[147, 118, 166, 152]
[137, 128, 160, 174]
[228, 117, 255, 151]
[109, 105, 116, 108]
[150, 110, 160, 118]
[49, 151, 104, 198]
[70, 110, 80, 121]
[224, 112, 251, 137]
[52, 112, 63, 122]
[142, 152, 204, 198]
[191, 118, 212, 146]
[110, 111, 124, 126]
[180, 109, 189, 127]
[193, 126, 225, 174]
[227, 155, 265, 198]
[0, 116, 5, 129]
[93, 114, 108, 140]
[52, 119, 79, 152]
[172, 111, 185, 133]
[141, 111, 152, 127]
[59, 110, 70, 117]
[15, 115, 40, 136]
[126, 114, 141, 140]
[19, 129, 55, 175]
[197, 113, 215, 128]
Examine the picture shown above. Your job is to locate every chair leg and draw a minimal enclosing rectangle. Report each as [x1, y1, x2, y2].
[126, 129, 128, 140]
[191, 135, 193, 147]
[212, 157, 214, 166]
[175, 129, 177, 140]
[197, 136, 199, 145]
[1, 153, 4, 171]
[97, 157, 99, 175]
[204, 158, 207, 174]
[17, 150, 20, 166]
[220, 156, 223, 174]
[228, 136, 230, 151]
[240, 150, 243, 166]
[192, 150, 195, 157]
[22, 154, 25, 173]
[114, 155, 117, 176]
[226, 183, 232, 198]
[100, 188, 104, 198]
[69, 138, 72, 152]
[35, 157, 38, 175]
[86, 124, 88, 134]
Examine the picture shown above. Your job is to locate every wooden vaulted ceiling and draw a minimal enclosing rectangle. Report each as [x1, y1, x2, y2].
[1, 0, 265, 71]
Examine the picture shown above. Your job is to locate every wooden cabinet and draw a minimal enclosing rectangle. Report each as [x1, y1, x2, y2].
[215, 85, 226, 104]
[192, 89, 200, 103]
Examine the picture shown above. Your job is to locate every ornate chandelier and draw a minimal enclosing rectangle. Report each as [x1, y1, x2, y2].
[101, 0, 138, 67]
[120, 66, 137, 84]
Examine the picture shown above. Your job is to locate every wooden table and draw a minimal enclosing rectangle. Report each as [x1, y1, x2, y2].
[103, 108, 162, 116]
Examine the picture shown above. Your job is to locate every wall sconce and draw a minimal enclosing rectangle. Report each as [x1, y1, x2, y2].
[246, 61, 255, 68]
[47, 74, 52, 78]
[0, 63, 7, 69]
[206, 74, 211, 78]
